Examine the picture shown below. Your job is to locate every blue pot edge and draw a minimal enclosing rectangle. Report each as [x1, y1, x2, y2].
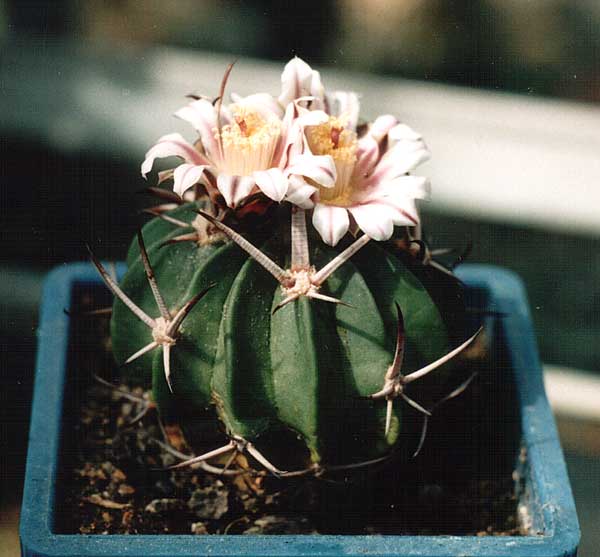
[19, 262, 581, 557]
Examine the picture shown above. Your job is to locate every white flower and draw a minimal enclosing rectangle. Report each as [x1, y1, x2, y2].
[278, 58, 430, 246]
[141, 57, 430, 239]
[278, 57, 360, 130]
[141, 60, 342, 209]
[142, 95, 287, 207]
[287, 113, 431, 246]
[279, 57, 325, 109]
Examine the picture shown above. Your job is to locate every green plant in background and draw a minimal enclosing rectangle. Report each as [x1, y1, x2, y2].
[91, 58, 480, 476]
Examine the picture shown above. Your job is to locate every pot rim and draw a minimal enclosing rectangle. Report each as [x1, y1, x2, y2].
[20, 263, 580, 557]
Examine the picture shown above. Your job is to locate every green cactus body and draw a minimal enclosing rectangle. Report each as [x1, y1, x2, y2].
[111, 204, 451, 467]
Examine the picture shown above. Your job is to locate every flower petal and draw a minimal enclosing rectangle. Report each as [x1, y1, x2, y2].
[369, 115, 398, 142]
[287, 154, 337, 188]
[141, 133, 207, 178]
[274, 102, 300, 166]
[367, 139, 430, 185]
[273, 102, 326, 168]
[172, 164, 208, 197]
[363, 196, 419, 227]
[253, 168, 288, 202]
[312, 204, 349, 246]
[157, 169, 175, 184]
[356, 176, 429, 227]
[174, 99, 224, 161]
[355, 133, 380, 178]
[388, 123, 422, 143]
[230, 92, 284, 119]
[348, 204, 396, 241]
[285, 176, 317, 209]
[326, 91, 360, 130]
[279, 57, 324, 108]
[310, 71, 325, 106]
[217, 174, 256, 207]
[380, 175, 431, 201]
[295, 106, 330, 127]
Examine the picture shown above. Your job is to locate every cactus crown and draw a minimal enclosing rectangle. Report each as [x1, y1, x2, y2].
[90, 58, 479, 477]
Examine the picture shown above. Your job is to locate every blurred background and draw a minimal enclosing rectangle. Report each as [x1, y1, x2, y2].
[1, 0, 599, 554]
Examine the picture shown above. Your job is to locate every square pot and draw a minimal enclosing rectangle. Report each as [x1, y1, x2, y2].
[20, 262, 580, 556]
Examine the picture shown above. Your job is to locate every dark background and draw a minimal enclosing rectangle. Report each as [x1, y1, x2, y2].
[2, 1, 599, 554]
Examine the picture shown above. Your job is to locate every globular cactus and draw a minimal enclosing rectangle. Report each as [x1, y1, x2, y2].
[91, 58, 479, 476]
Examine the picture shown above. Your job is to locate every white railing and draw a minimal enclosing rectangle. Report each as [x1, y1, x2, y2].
[4, 40, 600, 233]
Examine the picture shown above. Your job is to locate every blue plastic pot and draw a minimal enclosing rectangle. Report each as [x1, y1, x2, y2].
[21, 262, 580, 557]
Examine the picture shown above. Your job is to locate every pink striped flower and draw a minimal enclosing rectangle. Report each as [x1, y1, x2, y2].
[141, 94, 288, 208]
[305, 115, 431, 246]
[141, 65, 336, 209]
[280, 58, 431, 246]
[278, 57, 360, 129]
[141, 57, 430, 243]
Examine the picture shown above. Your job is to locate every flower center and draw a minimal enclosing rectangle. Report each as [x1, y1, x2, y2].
[305, 116, 358, 205]
[217, 107, 281, 176]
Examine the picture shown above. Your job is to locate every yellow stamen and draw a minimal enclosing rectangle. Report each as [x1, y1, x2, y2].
[305, 116, 358, 205]
[216, 107, 281, 176]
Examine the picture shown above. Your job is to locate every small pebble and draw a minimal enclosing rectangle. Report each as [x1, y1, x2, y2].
[191, 522, 208, 535]
[188, 482, 229, 520]
[111, 468, 126, 483]
[118, 484, 135, 496]
[153, 479, 176, 497]
[242, 515, 317, 535]
[145, 498, 184, 514]
[121, 510, 134, 527]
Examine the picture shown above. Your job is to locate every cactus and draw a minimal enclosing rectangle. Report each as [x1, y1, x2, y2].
[90, 58, 480, 475]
